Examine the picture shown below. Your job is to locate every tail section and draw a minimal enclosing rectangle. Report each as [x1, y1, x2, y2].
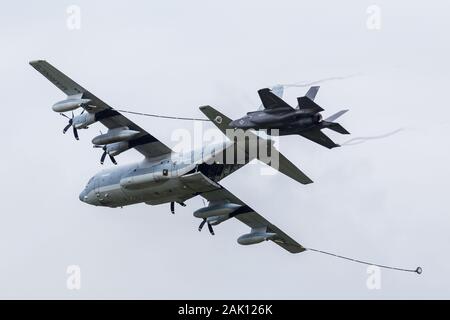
[323, 109, 350, 134]
[199, 105, 313, 185]
[325, 109, 348, 122]
[325, 122, 350, 135]
[257, 85, 285, 110]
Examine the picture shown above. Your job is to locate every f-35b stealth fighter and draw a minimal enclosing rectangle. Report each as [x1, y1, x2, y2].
[229, 86, 349, 149]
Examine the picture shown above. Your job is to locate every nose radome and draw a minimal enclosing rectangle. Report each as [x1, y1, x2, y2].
[79, 190, 86, 202]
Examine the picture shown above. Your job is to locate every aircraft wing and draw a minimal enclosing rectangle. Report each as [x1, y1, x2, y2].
[258, 88, 294, 110]
[299, 129, 339, 149]
[29, 60, 172, 158]
[200, 186, 305, 254]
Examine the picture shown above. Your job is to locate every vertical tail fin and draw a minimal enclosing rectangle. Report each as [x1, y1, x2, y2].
[305, 86, 320, 101]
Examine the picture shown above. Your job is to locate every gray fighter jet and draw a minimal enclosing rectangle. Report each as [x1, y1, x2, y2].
[229, 86, 350, 149]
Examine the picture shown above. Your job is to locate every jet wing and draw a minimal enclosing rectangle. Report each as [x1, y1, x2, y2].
[200, 186, 305, 254]
[299, 129, 339, 149]
[257, 88, 294, 110]
[29, 60, 172, 158]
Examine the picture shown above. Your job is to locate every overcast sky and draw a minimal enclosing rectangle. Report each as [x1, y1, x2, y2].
[1, 0, 449, 299]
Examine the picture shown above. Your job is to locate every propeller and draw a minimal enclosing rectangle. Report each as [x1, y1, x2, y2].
[93, 145, 117, 165]
[170, 201, 186, 214]
[198, 218, 215, 235]
[61, 110, 84, 140]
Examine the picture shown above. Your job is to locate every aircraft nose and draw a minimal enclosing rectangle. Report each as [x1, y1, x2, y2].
[79, 190, 86, 202]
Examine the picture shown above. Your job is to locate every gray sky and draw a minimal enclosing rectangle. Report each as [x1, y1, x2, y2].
[1, 0, 449, 298]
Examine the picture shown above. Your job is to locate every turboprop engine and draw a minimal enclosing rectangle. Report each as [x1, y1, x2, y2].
[193, 202, 242, 235]
[72, 112, 96, 129]
[92, 127, 140, 145]
[92, 127, 140, 164]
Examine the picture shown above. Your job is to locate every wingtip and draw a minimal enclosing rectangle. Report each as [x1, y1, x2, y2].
[29, 59, 45, 65]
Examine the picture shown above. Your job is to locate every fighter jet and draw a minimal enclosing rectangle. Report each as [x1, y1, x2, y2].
[229, 86, 350, 149]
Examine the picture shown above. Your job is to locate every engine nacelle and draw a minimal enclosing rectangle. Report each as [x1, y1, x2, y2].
[237, 231, 277, 246]
[92, 127, 140, 145]
[52, 98, 91, 113]
[193, 203, 241, 219]
[205, 215, 229, 226]
[73, 112, 96, 129]
[105, 141, 130, 156]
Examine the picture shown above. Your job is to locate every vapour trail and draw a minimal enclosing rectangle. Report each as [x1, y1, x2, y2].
[341, 128, 404, 146]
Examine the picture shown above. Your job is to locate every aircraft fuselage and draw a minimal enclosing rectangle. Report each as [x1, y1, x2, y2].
[229, 109, 322, 135]
[79, 143, 228, 208]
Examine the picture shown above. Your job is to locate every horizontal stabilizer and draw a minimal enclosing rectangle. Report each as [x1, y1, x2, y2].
[299, 129, 340, 149]
[325, 109, 348, 122]
[325, 122, 350, 135]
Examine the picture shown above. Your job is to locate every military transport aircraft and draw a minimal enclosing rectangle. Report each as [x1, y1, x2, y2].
[30, 60, 313, 254]
[229, 86, 350, 149]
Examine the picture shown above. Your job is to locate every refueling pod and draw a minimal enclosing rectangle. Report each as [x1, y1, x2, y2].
[237, 229, 277, 246]
[52, 98, 91, 113]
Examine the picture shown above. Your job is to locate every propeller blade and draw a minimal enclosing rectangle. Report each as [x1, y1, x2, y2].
[63, 123, 72, 134]
[207, 223, 215, 235]
[73, 126, 79, 140]
[198, 219, 206, 232]
[61, 113, 70, 119]
[170, 202, 175, 214]
[109, 154, 117, 165]
[100, 151, 107, 165]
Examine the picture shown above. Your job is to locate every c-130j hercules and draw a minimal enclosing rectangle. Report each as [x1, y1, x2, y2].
[30, 60, 315, 254]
